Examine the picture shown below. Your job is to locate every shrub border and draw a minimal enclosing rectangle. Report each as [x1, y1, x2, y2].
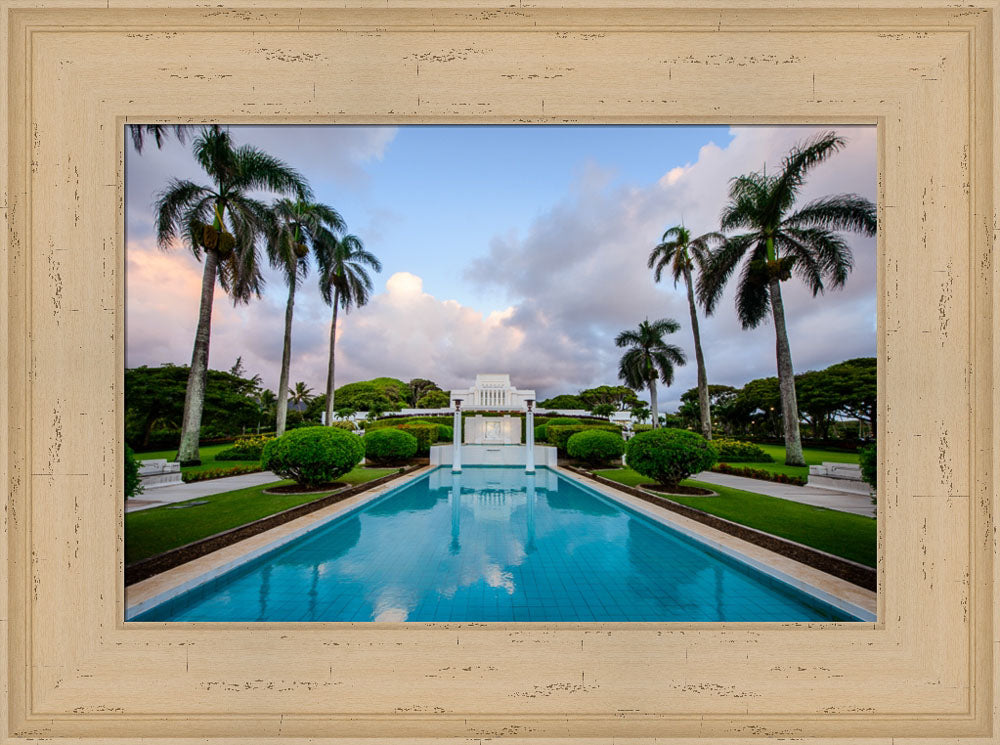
[566, 466, 876, 591]
[710, 462, 808, 486]
[125, 464, 423, 586]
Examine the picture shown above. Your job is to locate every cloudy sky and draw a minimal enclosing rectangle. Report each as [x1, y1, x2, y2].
[125, 124, 876, 411]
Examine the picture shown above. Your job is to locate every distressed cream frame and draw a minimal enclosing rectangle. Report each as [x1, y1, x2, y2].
[1, 1, 997, 742]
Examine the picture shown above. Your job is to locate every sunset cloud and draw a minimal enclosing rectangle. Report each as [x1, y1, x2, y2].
[125, 125, 876, 409]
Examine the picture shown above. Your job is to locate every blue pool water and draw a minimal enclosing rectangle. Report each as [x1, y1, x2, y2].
[131, 467, 863, 622]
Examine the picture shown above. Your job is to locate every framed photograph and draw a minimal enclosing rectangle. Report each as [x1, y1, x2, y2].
[2, 1, 996, 742]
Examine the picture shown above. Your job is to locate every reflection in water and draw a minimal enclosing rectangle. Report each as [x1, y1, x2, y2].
[136, 467, 858, 622]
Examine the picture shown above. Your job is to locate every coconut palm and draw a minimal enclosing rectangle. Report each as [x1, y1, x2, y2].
[289, 381, 314, 407]
[697, 131, 876, 465]
[318, 234, 383, 426]
[256, 389, 277, 432]
[129, 124, 189, 153]
[648, 225, 723, 440]
[267, 199, 346, 435]
[615, 319, 687, 429]
[154, 125, 311, 463]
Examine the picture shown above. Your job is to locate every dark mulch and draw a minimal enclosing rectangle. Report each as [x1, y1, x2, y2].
[262, 482, 346, 495]
[641, 483, 715, 496]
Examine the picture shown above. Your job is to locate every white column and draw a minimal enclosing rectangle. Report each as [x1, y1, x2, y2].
[525, 400, 535, 473]
[452, 402, 463, 473]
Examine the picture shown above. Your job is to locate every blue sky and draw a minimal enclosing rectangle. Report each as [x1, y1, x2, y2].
[125, 124, 875, 409]
[351, 125, 734, 310]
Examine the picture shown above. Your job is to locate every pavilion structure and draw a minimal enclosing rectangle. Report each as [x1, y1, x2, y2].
[432, 374, 552, 473]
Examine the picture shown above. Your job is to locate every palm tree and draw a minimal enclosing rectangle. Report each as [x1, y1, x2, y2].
[697, 131, 876, 465]
[289, 381, 314, 407]
[615, 319, 687, 428]
[318, 234, 383, 426]
[648, 225, 723, 440]
[267, 199, 345, 435]
[256, 389, 277, 433]
[154, 125, 310, 463]
[129, 124, 189, 153]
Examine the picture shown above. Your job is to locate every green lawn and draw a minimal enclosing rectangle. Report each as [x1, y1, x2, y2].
[134, 443, 253, 476]
[722, 443, 859, 479]
[594, 467, 876, 567]
[125, 465, 396, 564]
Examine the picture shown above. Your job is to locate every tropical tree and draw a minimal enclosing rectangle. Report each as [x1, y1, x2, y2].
[289, 381, 314, 407]
[615, 318, 687, 428]
[697, 131, 876, 465]
[256, 389, 277, 432]
[154, 125, 310, 463]
[318, 234, 383, 426]
[630, 401, 651, 424]
[407, 378, 441, 406]
[268, 198, 345, 435]
[648, 225, 723, 439]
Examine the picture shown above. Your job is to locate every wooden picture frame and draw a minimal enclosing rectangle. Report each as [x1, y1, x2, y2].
[1, 1, 996, 741]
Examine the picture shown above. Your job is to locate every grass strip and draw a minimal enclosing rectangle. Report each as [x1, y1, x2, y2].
[594, 466, 876, 568]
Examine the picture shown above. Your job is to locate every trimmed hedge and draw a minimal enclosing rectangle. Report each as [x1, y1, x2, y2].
[182, 464, 264, 483]
[364, 429, 419, 465]
[566, 429, 625, 466]
[710, 462, 806, 486]
[625, 428, 718, 487]
[545, 417, 582, 427]
[394, 422, 439, 454]
[546, 424, 622, 453]
[712, 437, 774, 463]
[436, 424, 453, 442]
[261, 426, 364, 487]
[534, 424, 548, 443]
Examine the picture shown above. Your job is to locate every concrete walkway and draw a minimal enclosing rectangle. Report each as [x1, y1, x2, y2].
[690, 471, 876, 518]
[125, 471, 281, 513]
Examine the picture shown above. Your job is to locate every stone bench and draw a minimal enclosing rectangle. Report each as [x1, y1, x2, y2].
[807, 461, 871, 496]
[138, 459, 183, 489]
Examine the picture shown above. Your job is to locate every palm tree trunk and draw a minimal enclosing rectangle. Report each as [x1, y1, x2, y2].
[684, 264, 712, 439]
[275, 280, 296, 436]
[176, 251, 219, 464]
[768, 277, 806, 466]
[648, 379, 659, 429]
[324, 290, 340, 426]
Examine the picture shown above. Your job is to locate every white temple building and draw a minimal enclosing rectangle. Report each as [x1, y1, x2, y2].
[449, 373, 536, 411]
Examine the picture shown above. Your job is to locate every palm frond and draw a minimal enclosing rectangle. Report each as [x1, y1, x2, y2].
[153, 179, 212, 252]
[231, 145, 313, 201]
[696, 232, 758, 314]
[764, 131, 845, 226]
[734, 257, 772, 329]
[781, 194, 876, 236]
[784, 226, 853, 289]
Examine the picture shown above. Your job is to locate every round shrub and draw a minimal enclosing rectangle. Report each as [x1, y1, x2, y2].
[436, 424, 453, 442]
[261, 426, 364, 487]
[364, 428, 419, 465]
[124, 444, 143, 500]
[625, 428, 718, 488]
[566, 429, 625, 466]
[534, 424, 547, 442]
